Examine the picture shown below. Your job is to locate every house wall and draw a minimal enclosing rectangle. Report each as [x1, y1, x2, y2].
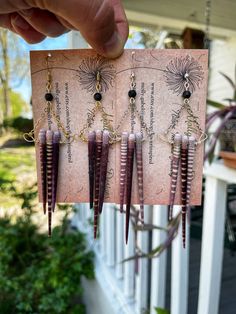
[81, 277, 116, 314]
[208, 38, 236, 102]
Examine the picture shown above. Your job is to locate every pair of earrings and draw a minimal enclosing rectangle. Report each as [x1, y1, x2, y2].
[87, 67, 146, 243]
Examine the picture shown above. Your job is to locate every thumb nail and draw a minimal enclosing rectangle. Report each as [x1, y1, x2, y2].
[103, 31, 125, 59]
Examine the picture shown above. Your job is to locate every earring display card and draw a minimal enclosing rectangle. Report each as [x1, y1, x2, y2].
[30, 49, 208, 205]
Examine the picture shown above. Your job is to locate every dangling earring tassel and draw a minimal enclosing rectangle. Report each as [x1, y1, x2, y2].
[125, 133, 135, 244]
[94, 130, 103, 239]
[120, 132, 128, 213]
[39, 129, 47, 215]
[181, 135, 189, 248]
[186, 136, 196, 225]
[52, 131, 60, 213]
[99, 130, 110, 214]
[46, 130, 54, 236]
[88, 131, 96, 209]
[168, 133, 182, 221]
[135, 132, 144, 224]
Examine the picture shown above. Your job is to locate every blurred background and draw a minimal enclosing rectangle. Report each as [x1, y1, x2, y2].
[1, 1, 236, 314]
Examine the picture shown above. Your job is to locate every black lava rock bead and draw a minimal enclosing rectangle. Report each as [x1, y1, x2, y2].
[45, 93, 53, 101]
[94, 92, 102, 101]
[128, 90, 137, 98]
[182, 90, 191, 99]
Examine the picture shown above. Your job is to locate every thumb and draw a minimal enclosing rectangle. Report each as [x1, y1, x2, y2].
[36, 0, 129, 58]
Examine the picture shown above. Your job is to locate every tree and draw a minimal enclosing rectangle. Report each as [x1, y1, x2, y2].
[0, 29, 28, 124]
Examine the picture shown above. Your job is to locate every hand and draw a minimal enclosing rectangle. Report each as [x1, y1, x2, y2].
[0, 0, 129, 58]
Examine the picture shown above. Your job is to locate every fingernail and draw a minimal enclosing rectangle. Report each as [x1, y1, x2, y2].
[103, 31, 125, 58]
[12, 15, 29, 31]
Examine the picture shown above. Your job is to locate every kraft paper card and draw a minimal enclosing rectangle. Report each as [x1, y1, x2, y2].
[30, 49, 208, 205]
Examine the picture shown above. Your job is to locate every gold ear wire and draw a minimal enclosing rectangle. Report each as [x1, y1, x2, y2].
[96, 71, 101, 82]
[23, 132, 36, 143]
[46, 53, 52, 66]
[197, 131, 208, 145]
[131, 51, 135, 68]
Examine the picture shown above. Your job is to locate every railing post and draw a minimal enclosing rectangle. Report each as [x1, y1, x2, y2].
[171, 205, 190, 314]
[197, 176, 227, 314]
[136, 205, 152, 313]
[150, 205, 168, 313]
[116, 207, 124, 279]
[99, 203, 106, 257]
[124, 217, 135, 298]
[105, 203, 116, 267]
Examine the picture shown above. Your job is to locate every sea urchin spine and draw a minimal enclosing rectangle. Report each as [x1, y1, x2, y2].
[168, 133, 182, 221]
[135, 132, 144, 223]
[125, 133, 135, 244]
[39, 129, 47, 215]
[99, 130, 110, 214]
[46, 130, 54, 236]
[119, 132, 129, 213]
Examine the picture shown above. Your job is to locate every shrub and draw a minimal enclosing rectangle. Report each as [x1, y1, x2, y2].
[0, 210, 94, 314]
[3, 116, 33, 134]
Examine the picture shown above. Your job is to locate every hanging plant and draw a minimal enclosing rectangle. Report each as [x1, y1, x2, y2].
[205, 66, 236, 163]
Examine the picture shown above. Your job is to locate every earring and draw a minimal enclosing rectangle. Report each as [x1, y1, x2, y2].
[86, 71, 111, 239]
[161, 71, 206, 248]
[119, 60, 146, 243]
[38, 54, 61, 236]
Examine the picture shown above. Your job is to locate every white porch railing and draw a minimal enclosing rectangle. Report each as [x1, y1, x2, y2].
[72, 203, 190, 314]
[71, 161, 236, 314]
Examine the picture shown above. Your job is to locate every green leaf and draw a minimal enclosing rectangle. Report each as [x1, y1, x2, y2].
[207, 99, 226, 109]
[155, 307, 170, 314]
[220, 71, 236, 90]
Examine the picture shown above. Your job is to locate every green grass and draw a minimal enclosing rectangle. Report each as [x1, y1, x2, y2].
[0, 135, 65, 231]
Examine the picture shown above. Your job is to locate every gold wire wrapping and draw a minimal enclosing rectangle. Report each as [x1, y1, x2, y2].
[159, 74, 208, 146]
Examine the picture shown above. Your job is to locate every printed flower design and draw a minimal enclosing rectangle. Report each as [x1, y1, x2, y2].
[77, 56, 116, 94]
[164, 55, 204, 95]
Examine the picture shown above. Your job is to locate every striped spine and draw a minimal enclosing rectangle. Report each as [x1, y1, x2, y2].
[39, 129, 47, 214]
[46, 130, 54, 236]
[181, 135, 189, 248]
[94, 130, 103, 239]
[186, 136, 196, 210]
[135, 132, 144, 224]
[52, 131, 60, 213]
[99, 130, 110, 214]
[168, 133, 182, 221]
[125, 133, 135, 244]
[120, 132, 128, 213]
[88, 131, 96, 209]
